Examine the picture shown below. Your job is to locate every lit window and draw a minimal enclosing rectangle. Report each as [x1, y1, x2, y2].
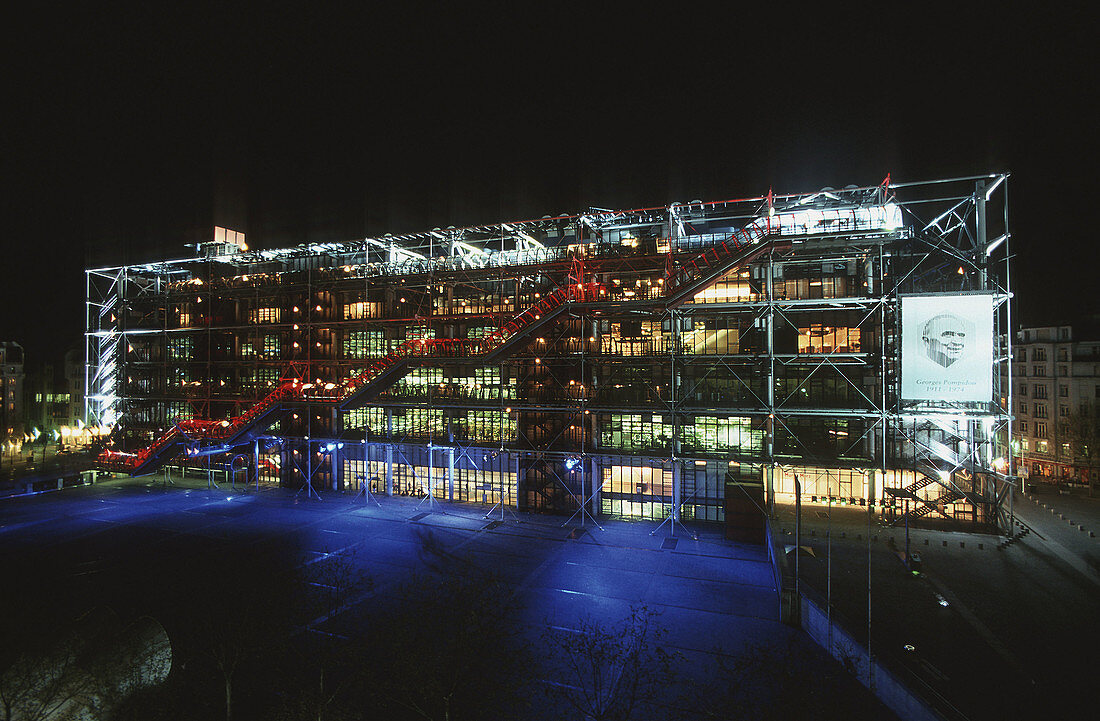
[249, 307, 281, 324]
[344, 301, 382, 320]
[343, 331, 385, 359]
[405, 326, 435, 341]
[797, 325, 861, 354]
[167, 337, 193, 361]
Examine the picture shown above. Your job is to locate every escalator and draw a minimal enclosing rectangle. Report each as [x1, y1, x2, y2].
[99, 219, 788, 477]
[99, 282, 605, 475]
[664, 215, 789, 306]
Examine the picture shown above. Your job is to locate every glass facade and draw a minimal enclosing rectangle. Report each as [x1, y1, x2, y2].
[88, 178, 1011, 532]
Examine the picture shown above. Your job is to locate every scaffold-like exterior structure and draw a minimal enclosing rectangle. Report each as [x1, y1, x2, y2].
[87, 174, 1013, 537]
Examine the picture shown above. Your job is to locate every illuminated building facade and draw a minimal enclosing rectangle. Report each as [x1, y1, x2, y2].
[88, 176, 1015, 535]
[1012, 325, 1100, 484]
[24, 362, 76, 435]
[1, 341, 25, 440]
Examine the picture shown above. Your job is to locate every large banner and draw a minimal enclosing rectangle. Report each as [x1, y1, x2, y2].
[901, 294, 993, 403]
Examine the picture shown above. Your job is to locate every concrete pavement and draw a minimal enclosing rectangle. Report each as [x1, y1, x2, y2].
[1, 475, 893, 720]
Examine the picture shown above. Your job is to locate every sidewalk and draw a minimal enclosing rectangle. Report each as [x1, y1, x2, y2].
[1017, 483, 1100, 550]
[773, 500, 1099, 721]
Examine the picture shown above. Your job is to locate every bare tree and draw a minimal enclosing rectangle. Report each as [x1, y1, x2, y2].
[356, 530, 529, 721]
[1059, 402, 1100, 496]
[0, 602, 110, 721]
[191, 555, 295, 721]
[300, 545, 373, 626]
[542, 605, 680, 721]
[271, 640, 361, 721]
[1, 607, 170, 721]
[276, 546, 373, 721]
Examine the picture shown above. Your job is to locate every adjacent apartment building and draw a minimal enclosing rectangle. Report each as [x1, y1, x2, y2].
[23, 358, 82, 435]
[1012, 325, 1100, 484]
[1, 341, 25, 440]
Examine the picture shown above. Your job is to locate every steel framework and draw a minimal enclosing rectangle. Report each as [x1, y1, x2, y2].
[88, 174, 1013, 535]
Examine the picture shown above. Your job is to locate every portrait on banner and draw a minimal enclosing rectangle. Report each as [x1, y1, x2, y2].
[901, 294, 993, 403]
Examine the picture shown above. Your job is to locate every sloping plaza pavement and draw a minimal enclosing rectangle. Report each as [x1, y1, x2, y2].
[1, 475, 891, 719]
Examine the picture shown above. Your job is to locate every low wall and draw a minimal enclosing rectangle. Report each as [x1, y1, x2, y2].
[764, 517, 961, 721]
[799, 591, 961, 721]
[1, 469, 97, 499]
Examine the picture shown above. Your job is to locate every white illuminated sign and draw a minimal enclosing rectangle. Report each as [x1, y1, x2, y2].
[901, 294, 993, 403]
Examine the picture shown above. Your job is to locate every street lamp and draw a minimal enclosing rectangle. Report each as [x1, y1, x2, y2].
[794, 473, 801, 607]
[47, 429, 60, 464]
[904, 497, 911, 570]
[8, 440, 22, 467]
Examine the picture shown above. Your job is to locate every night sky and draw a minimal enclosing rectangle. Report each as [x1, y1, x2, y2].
[2, 6, 1095, 366]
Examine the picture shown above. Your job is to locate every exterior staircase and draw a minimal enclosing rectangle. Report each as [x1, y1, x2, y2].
[99, 218, 788, 476]
[98, 281, 604, 475]
[663, 215, 788, 306]
[892, 421, 970, 524]
[902, 474, 939, 496]
[906, 489, 964, 519]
